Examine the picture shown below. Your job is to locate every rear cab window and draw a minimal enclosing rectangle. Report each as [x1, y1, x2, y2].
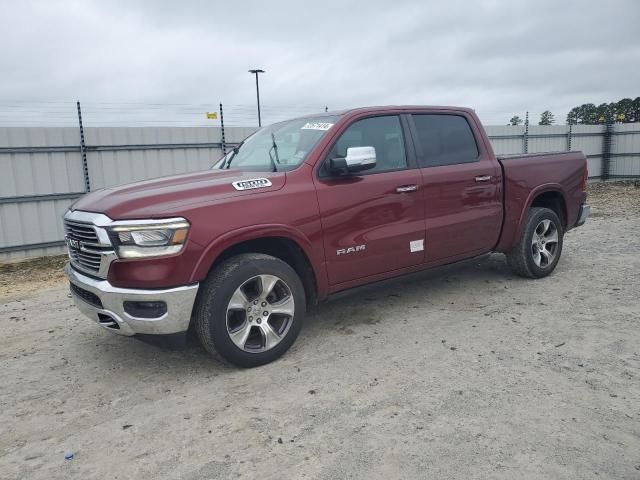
[411, 114, 479, 167]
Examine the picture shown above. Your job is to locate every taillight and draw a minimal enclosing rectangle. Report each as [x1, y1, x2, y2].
[582, 163, 588, 192]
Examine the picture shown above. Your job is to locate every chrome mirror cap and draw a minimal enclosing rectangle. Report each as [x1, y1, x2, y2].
[345, 146, 376, 170]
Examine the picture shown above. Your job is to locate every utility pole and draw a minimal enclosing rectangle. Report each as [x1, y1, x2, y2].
[248, 69, 265, 127]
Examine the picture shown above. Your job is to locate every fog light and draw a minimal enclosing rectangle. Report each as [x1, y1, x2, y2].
[123, 301, 167, 319]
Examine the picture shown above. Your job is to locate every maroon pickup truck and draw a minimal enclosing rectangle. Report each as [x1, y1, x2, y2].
[64, 106, 589, 367]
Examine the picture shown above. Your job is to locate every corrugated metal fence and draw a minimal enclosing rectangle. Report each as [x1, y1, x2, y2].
[0, 126, 253, 260]
[485, 124, 639, 179]
[1, 124, 639, 260]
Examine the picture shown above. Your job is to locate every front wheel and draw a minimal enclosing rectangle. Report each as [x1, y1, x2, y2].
[506, 207, 564, 279]
[193, 253, 306, 367]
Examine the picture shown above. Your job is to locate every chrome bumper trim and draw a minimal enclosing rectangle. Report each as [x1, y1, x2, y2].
[65, 264, 199, 336]
[575, 203, 590, 227]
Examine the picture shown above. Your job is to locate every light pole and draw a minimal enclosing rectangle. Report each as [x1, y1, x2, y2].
[248, 69, 265, 127]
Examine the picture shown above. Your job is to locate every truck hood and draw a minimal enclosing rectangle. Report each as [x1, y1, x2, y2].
[70, 169, 286, 219]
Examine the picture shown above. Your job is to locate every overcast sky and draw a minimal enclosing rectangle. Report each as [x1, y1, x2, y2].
[1, 0, 639, 126]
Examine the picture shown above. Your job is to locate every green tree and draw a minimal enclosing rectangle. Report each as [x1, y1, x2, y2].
[566, 103, 598, 125]
[567, 98, 640, 124]
[615, 98, 634, 123]
[579, 103, 598, 124]
[632, 97, 640, 123]
[538, 110, 555, 125]
[566, 107, 579, 125]
[509, 115, 523, 126]
[595, 103, 615, 123]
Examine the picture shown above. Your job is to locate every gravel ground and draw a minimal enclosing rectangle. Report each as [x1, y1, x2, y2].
[1, 183, 639, 479]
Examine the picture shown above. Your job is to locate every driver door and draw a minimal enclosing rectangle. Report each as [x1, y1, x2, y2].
[313, 115, 425, 287]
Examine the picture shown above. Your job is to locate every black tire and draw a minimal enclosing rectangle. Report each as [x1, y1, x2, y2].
[193, 253, 306, 367]
[506, 207, 564, 279]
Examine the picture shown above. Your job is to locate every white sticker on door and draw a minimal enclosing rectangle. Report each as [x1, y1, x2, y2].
[410, 239, 424, 253]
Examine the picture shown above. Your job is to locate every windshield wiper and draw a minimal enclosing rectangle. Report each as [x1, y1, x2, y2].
[223, 141, 244, 169]
[268, 133, 280, 172]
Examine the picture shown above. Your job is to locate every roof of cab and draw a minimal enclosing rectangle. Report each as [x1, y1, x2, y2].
[272, 106, 477, 126]
[310, 105, 476, 118]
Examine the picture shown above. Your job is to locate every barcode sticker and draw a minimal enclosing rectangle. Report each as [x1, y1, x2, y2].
[301, 122, 334, 131]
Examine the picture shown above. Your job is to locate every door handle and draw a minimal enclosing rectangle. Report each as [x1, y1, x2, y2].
[395, 184, 418, 193]
[474, 175, 492, 182]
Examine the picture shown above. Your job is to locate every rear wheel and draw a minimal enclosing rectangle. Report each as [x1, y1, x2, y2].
[506, 207, 564, 278]
[193, 253, 305, 367]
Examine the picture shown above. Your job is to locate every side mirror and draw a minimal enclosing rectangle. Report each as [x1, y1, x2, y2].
[330, 146, 377, 175]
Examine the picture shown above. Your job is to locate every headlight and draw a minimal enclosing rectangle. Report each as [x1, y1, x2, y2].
[109, 218, 190, 258]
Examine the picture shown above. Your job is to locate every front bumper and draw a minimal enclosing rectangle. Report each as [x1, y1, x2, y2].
[65, 264, 199, 336]
[575, 203, 591, 227]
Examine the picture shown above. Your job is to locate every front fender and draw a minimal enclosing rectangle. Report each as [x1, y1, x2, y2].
[189, 224, 329, 297]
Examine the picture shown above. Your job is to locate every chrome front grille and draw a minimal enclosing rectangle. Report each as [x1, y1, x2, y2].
[70, 246, 102, 271]
[64, 221, 100, 244]
[63, 216, 115, 278]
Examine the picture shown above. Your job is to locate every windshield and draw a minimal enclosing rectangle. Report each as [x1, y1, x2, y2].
[214, 115, 340, 172]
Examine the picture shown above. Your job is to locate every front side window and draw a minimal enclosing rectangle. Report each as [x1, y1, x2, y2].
[327, 115, 407, 174]
[215, 115, 340, 172]
[412, 114, 479, 167]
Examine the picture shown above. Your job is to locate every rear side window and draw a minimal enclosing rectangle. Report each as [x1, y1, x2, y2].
[412, 114, 479, 167]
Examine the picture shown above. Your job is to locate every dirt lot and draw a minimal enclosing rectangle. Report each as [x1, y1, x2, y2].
[1, 182, 639, 479]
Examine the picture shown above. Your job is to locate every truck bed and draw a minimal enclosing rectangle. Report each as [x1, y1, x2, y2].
[495, 151, 588, 252]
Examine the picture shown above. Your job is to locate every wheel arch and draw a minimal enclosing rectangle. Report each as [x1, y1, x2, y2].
[516, 184, 567, 244]
[529, 189, 568, 229]
[191, 226, 325, 307]
[499, 184, 568, 253]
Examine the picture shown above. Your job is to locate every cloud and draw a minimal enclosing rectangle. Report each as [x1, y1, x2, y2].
[0, 0, 638, 126]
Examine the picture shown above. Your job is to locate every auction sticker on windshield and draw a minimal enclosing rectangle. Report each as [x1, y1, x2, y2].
[301, 122, 334, 131]
[232, 178, 273, 191]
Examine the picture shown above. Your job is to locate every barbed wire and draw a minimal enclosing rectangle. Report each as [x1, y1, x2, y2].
[0, 101, 335, 127]
[0, 101, 563, 127]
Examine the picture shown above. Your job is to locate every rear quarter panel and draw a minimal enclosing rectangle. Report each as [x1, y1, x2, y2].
[495, 152, 587, 252]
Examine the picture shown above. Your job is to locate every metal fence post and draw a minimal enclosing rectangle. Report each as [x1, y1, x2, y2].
[523, 111, 529, 154]
[602, 120, 613, 180]
[567, 123, 572, 151]
[219, 103, 226, 155]
[76, 101, 90, 192]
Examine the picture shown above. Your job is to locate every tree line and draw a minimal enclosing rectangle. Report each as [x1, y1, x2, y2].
[508, 97, 640, 126]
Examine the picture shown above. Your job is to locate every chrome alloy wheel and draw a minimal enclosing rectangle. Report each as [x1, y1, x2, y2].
[531, 219, 559, 268]
[225, 274, 295, 353]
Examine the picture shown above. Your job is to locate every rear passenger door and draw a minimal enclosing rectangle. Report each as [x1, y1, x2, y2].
[409, 113, 502, 262]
